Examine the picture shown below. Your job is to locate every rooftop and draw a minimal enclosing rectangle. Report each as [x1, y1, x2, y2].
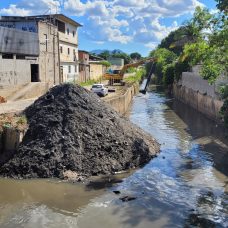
[0, 14, 82, 27]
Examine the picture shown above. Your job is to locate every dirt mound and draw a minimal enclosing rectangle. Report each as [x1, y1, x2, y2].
[0, 84, 159, 179]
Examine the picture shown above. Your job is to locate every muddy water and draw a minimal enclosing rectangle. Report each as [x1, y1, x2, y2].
[0, 88, 228, 228]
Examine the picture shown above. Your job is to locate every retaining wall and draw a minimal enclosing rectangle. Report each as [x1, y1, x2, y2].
[173, 83, 223, 121]
[105, 82, 139, 114]
[0, 127, 26, 165]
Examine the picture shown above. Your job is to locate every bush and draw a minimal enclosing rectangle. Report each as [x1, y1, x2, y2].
[220, 84, 228, 99]
[79, 79, 100, 87]
[174, 60, 191, 81]
[200, 61, 223, 84]
[162, 64, 175, 86]
[126, 67, 137, 73]
[100, 61, 111, 67]
[220, 99, 228, 127]
[125, 68, 146, 83]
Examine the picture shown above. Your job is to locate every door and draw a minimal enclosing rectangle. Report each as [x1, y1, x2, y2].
[31, 64, 39, 82]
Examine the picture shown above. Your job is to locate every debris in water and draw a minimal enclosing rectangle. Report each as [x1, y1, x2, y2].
[120, 196, 137, 202]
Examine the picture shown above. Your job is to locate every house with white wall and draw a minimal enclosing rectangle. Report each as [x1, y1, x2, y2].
[0, 14, 82, 83]
[55, 14, 82, 83]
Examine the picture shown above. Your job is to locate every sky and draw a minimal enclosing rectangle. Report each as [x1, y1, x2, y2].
[0, 0, 217, 56]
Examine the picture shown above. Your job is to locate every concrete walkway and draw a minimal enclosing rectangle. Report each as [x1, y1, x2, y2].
[0, 99, 36, 114]
[0, 79, 131, 115]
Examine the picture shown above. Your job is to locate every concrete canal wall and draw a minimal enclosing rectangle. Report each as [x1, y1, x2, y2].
[0, 127, 26, 165]
[173, 69, 224, 122]
[105, 82, 139, 114]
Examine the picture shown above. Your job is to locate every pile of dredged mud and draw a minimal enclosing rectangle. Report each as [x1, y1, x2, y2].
[0, 84, 159, 180]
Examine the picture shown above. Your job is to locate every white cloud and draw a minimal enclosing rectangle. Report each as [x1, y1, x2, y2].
[113, 0, 146, 7]
[0, 0, 205, 50]
[0, 0, 61, 16]
[145, 42, 158, 50]
[0, 4, 31, 16]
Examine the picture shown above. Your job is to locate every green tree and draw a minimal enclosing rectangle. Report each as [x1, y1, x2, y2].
[159, 28, 184, 55]
[149, 48, 177, 84]
[130, 52, 142, 60]
[100, 61, 111, 67]
[215, 0, 228, 13]
[98, 51, 110, 60]
[163, 64, 175, 86]
[112, 52, 131, 64]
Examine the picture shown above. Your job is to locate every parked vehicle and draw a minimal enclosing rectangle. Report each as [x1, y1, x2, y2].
[91, 84, 108, 97]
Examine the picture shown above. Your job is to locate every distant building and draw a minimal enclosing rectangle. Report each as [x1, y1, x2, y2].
[89, 54, 108, 81]
[107, 57, 124, 71]
[78, 50, 90, 82]
[0, 14, 82, 83]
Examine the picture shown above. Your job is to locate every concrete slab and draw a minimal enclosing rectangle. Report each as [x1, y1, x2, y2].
[0, 99, 36, 114]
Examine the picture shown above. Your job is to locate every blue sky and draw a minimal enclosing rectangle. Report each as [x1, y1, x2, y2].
[0, 0, 217, 56]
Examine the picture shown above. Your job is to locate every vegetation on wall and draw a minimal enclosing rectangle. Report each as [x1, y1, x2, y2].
[124, 68, 146, 83]
[100, 61, 111, 67]
[148, 3, 227, 125]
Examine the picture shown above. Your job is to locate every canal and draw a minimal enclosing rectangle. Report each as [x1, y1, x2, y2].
[0, 88, 227, 227]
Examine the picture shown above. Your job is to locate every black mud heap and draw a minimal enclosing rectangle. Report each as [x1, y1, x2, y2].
[0, 84, 159, 179]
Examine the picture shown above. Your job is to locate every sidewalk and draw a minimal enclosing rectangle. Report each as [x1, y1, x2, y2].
[0, 99, 36, 114]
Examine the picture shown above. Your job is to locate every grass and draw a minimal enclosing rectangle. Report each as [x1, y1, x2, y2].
[0, 114, 28, 132]
[79, 79, 102, 87]
[124, 68, 146, 83]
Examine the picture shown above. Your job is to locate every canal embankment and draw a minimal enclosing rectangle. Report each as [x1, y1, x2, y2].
[104, 82, 139, 114]
[173, 68, 224, 122]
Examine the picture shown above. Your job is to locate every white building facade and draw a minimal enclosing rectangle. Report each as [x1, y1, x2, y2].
[55, 15, 81, 83]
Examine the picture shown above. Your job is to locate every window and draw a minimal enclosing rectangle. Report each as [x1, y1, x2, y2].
[73, 49, 76, 61]
[68, 65, 71, 73]
[57, 20, 65, 33]
[92, 85, 102, 89]
[16, 55, 25, 59]
[67, 28, 69, 35]
[68, 48, 70, 55]
[2, 53, 13, 59]
[60, 46, 63, 53]
[73, 31, 75, 37]
[44, 34, 47, 52]
[75, 65, 77, 73]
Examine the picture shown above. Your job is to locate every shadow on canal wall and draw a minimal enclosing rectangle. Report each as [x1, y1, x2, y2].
[173, 83, 223, 122]
[167, 98, 228, 177]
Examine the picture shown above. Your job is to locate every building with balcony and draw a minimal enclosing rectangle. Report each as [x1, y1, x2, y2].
[55, 15, 82, 83]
